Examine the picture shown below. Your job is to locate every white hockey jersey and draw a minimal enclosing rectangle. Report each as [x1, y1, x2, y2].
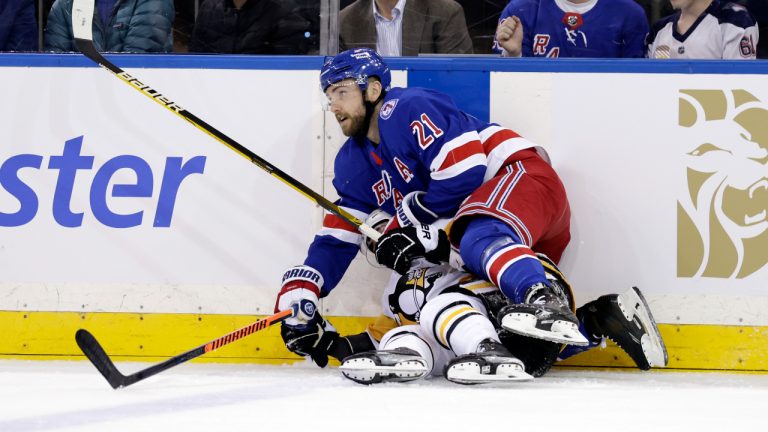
[646, 1, 758, 59]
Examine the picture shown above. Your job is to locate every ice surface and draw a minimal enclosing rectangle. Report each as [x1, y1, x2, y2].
[0, 359, 766, 431]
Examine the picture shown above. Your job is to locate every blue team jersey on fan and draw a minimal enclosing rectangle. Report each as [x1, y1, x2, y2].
[494, 0, 649, 58]
[304, 87, 534, 294]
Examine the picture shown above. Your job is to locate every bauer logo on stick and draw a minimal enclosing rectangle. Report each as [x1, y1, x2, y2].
[118, 72, 184, 113]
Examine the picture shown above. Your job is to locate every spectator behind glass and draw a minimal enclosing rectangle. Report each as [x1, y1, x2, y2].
[494, 0, 649, 57]
[0, 0, 38, 51]
[190, 0, 311, 54]
[339, 0, 473, 56]
[648, 0, 758, 59]
[44, 0, 174, 52]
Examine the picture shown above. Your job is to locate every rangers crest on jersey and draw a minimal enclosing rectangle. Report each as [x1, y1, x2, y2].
[533, 34, 560, 57]
[371, 169, 405, 207]
[393, 157, 414, 183]
[380, 99, 399, 120]
[371, 170, 393, 206]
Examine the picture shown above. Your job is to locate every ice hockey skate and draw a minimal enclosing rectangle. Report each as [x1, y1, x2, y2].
[444, 339, 533, 384]
[339, 348, 429, 384]
[498, 282, 589, 346]
[579, 286, 668, 369]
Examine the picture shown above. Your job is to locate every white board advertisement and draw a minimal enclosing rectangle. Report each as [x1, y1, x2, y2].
[492, 72, 768, 325]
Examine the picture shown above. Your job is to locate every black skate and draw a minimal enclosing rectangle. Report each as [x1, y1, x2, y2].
[339, 348, 429, 384]
[444, 338, 533, 384]
[579, 286, 668, 369]
[499, 330, 561, 377]
[498, 283, 589, 346]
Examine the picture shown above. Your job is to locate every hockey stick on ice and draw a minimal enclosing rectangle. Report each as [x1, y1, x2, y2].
[70, 0, 381, 241]
[75, 307, 296, 389]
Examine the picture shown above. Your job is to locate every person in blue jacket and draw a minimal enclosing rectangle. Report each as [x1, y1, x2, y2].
[44, 0, 174, 53]
[0, 0, 38, 51]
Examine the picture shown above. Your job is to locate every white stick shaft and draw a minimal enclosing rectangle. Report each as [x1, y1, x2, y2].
[72, 0, 94, 41]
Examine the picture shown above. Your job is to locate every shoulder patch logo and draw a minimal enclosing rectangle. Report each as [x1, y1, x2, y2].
[380, 98, 399, 120]
[653, 45, 671, 59]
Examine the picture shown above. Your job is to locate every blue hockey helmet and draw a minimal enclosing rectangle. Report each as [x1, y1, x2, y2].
[320, 48, 391, 93]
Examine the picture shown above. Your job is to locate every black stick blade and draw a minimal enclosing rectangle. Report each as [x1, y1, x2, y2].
[75, 329, 127, 389]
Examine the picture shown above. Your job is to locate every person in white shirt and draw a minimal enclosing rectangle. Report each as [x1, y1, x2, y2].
[339, 0, 473, 56]
[647, 0, 759, 59]
[373, 0, 405, 56]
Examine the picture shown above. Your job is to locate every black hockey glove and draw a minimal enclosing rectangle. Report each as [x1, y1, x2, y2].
[375, 224, 450, 274]
[281, 314, 340, 368]
[327, 332, 377, 363]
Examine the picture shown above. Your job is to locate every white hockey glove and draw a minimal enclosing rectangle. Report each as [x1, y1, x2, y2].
[383, 191, 439, 232]
[275, 265, 339, 367]
[275, 265, 323, 324]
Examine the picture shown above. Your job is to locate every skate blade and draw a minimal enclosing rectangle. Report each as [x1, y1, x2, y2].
[500, 313, 589, 346]
[339, 357, 428, 384]
[620, 287, 669, 367]
[446, 361, 533, 384]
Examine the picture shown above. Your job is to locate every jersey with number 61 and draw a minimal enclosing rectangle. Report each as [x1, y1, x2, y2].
[304, 86, 541, 294]
[646, 1, 758, 59]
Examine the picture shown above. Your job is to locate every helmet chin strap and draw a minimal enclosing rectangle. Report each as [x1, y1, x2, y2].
[354, 90, 387, 140]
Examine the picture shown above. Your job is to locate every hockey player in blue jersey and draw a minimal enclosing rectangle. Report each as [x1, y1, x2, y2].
[494, 0, 649, 58]
[276, 48, 596, 382]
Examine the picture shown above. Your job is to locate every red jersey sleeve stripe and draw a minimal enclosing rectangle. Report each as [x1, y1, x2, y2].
[482, 128, 521, 155]
[323, 214, 358, 233]
[437, 140, 484, 171]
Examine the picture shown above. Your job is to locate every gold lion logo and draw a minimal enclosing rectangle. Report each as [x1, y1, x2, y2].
[678, 90, 768, 278]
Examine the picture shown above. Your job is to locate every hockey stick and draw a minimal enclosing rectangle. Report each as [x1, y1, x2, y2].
[70, 0, 381, 241]
[75, 307, 296, 389]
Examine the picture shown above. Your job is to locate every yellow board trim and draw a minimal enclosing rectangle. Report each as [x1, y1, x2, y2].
[3, 311, 768, 371]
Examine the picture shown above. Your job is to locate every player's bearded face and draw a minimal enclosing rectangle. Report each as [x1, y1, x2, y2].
[326, 81, 367, 136]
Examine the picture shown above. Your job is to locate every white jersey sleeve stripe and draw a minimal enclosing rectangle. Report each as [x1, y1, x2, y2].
[485, 137, 537, 181]
[431, 154, 488, 181]
[429, 131, 484, 173]
[479, 125, 505, 142]
[317, 227, 362, 244]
